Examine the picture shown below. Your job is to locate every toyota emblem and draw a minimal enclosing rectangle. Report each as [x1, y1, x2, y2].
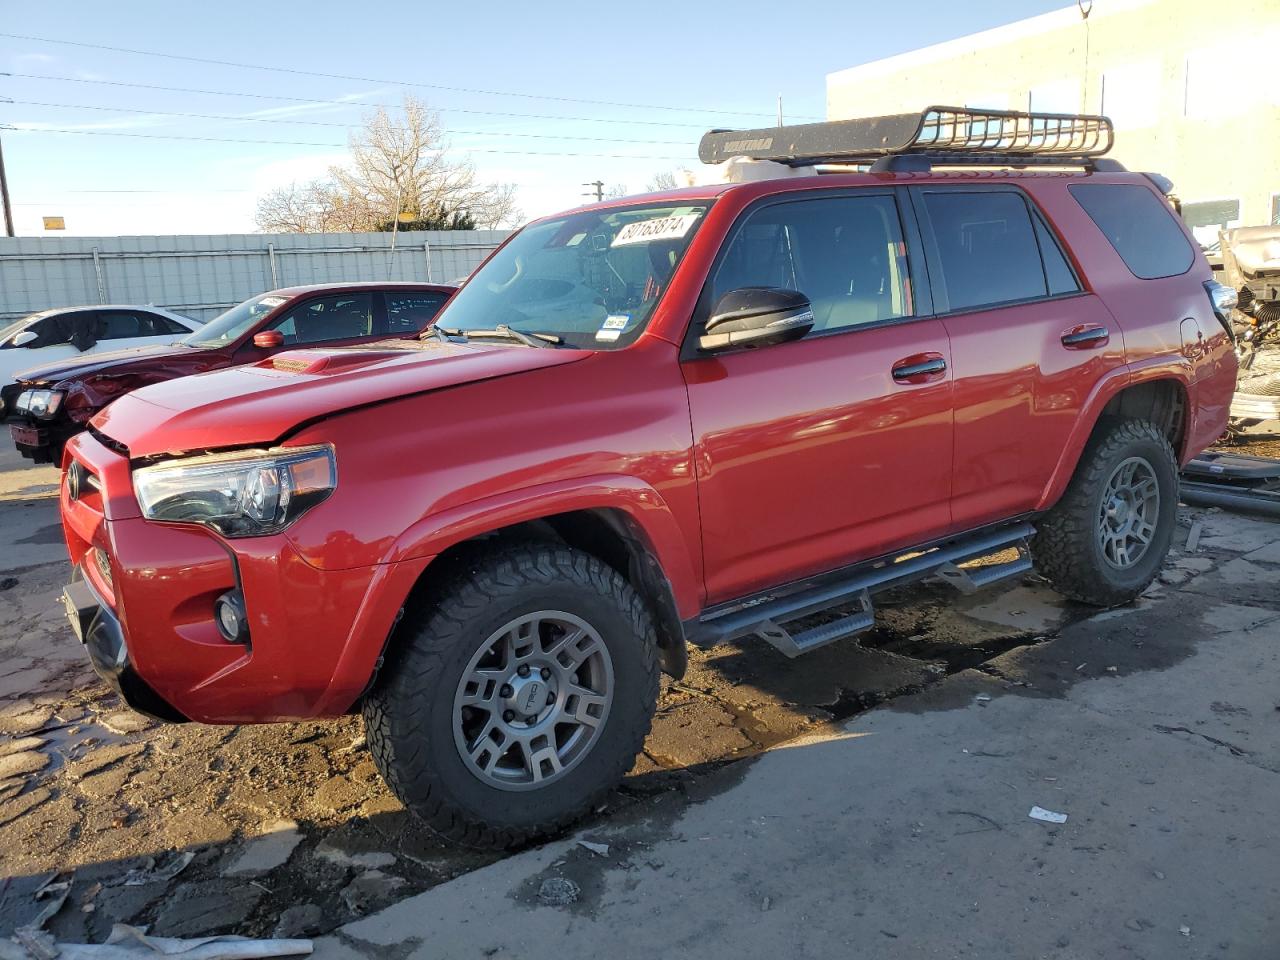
[66, 461, 84, 501]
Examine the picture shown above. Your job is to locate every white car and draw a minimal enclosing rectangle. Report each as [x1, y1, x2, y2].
[0, 304, 202, 394]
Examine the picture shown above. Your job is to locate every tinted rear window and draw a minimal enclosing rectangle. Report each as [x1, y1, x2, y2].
[1069, 183, 1195, 280]
[922, 191, 1049, 311]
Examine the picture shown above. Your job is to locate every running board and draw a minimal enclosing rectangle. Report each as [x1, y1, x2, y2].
[690, 521, 1035, 657]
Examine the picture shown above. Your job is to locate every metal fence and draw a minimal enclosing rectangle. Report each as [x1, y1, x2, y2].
[0, 230, 510, 324]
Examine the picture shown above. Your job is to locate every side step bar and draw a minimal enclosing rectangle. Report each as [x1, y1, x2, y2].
[690, 521, 1035, 657]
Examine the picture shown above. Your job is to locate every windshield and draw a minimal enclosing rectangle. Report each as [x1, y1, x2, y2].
[183, 293, 288, 347]
[435, 202, 710, 349]
[0, 313, 45, 344]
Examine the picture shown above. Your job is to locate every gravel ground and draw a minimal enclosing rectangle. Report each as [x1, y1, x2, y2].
[1, 439, 1276, 942]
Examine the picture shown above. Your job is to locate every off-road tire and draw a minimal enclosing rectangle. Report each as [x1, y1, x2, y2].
[1031, 419, 1178, 607]
[363, 542, 659, 849]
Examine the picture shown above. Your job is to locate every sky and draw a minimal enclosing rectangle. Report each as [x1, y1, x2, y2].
[0, 0, 1067, 236]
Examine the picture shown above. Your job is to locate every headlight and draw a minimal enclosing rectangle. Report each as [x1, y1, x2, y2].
[132, 445, 336, 538]
[15, 389, 64, 419]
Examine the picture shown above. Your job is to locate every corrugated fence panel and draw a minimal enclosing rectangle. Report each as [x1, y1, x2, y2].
[0, 230, 509, 323]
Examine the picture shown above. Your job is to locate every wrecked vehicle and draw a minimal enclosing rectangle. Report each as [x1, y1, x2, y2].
[57, 107, 1235, 848]
[4, 283, 455, 463]
[0, 304, 200, 395]
[1219, 225, 1280, 427]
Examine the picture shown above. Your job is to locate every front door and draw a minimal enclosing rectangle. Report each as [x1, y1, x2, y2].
[681, 191, 955, 605]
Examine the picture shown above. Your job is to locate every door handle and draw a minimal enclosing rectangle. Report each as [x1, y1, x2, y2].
[892, 355, 947, 382]
[1061, 325, 1110, 348]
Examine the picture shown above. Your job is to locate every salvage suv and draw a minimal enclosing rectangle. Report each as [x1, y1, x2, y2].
[59, 108, 1236, 848]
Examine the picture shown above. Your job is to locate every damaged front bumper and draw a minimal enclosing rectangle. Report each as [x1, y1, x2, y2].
[61, 570, 187, 723]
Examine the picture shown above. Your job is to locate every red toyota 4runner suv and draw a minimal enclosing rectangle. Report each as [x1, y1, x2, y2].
[59, 109, 1237, 847]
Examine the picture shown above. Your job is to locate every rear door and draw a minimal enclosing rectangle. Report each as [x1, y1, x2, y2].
[910, 185, 1124, 529]
[681, 189, 955, 604]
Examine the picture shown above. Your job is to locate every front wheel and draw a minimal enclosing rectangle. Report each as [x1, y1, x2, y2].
[1031, 419, 1179, 607]
[363, 543, 659, 849]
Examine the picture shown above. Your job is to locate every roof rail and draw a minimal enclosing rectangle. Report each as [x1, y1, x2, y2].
[699, 105, 1119, 172]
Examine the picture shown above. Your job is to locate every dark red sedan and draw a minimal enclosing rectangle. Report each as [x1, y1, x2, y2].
[4, 281, 455, 463]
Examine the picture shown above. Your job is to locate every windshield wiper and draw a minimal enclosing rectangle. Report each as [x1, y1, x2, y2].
[428, 323, 463, 344]
[436, 324, 562, 348]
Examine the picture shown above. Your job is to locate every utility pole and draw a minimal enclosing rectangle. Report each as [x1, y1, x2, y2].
[0, 131, 14, 238]
[582, 180, 604, 203]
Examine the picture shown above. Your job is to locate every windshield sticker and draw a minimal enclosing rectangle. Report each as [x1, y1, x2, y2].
[259, 296, 287, 308]
[595, 315, 630, 342]
[565, 232, 587, 247]
[610, 214, 700, 248]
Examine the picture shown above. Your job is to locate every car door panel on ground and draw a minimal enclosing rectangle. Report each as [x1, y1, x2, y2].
[682, 190, 954, 605]
[910, 185, 1127, 530]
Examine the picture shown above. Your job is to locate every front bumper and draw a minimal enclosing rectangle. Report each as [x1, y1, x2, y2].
[6, 417, 66, 463]
[60, 430, 431, 724]
[61, 571, 187, 722]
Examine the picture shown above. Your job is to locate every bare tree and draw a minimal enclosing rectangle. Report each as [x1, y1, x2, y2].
[603, 183, 630, 201]
[255, 96, 524, 233]
[646, 169, 692, 191]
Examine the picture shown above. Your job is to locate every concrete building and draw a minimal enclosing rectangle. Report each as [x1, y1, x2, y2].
[826, 0, 1280, 244]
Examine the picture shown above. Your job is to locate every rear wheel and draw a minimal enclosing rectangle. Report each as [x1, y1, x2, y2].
[363, 543, 659, 849]
[1031, 419, 1178, 606]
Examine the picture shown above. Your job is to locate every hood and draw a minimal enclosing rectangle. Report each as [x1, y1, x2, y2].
[15, 342, 199, 386]
[93, 339, 589, 457]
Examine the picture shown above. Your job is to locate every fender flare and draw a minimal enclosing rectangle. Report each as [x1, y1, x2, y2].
[1035, 358, 1193, 511]
[386, 473, 703, 620]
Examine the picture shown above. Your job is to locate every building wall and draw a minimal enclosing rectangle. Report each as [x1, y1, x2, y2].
[826, 0, 1280, 239]
[0, 230, 510, 323]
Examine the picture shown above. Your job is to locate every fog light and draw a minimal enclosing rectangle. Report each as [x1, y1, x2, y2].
[215, 590, 249, 643]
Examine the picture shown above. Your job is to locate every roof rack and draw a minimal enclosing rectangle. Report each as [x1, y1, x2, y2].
[698, 105, 1121, 172]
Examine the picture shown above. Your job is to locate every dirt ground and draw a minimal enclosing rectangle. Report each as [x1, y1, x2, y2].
[1, 433, 1277, 942]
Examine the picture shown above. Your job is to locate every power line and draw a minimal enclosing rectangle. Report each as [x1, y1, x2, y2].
[1, 32, 818, 120]
[5, 72, 716, 129]
[1, 125, 693, 160]
[2, 99, 688, 145]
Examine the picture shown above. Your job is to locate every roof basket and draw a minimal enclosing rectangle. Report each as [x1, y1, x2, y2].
[699, 105, 1118, 172]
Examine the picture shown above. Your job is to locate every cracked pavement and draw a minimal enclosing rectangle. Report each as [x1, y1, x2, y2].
[0, 443, 1277, 956]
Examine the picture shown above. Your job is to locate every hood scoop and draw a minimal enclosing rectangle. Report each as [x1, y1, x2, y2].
[267, 348, 406, 375]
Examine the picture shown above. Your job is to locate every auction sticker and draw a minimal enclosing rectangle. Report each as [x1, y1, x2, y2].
[611, 214, 700, 248]
[595, 314, 630, 342]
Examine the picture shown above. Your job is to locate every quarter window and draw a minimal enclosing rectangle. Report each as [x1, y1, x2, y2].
[709, 195, 912, 334]
[921, 191, 1050, 311]
[1070, 183, 1195, 280]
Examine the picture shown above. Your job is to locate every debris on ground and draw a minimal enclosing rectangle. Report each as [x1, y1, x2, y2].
[121, 853, 196, 887]
[536, 877, 581, 907]
[1028, 806, 1068, 824]
[576, 840, 610, 857]
[1, 923, 312, 959]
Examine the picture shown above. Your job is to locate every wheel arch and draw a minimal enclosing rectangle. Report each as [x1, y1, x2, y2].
[381, 476, 700, 682]
[1037, 367, 1190, 511]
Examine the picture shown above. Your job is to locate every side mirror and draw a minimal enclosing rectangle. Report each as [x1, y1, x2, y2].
[11, 330, 38, 348]
[698, 288, 814, 354]
[252, 330, 285, 349]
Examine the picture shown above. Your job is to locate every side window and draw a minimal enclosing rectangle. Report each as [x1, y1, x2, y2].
[1033, 217, 1081, 296]
[18, 315, 73, 349]
[709, 194, 912, 334]
[1069, 183, 1195, 280]
[98, 311, 147, 341]
[385, 292, 449, 334]
[142, 314, 190, 336]
[268, 294, 373, 345]
[921, 191, 1048, 311]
